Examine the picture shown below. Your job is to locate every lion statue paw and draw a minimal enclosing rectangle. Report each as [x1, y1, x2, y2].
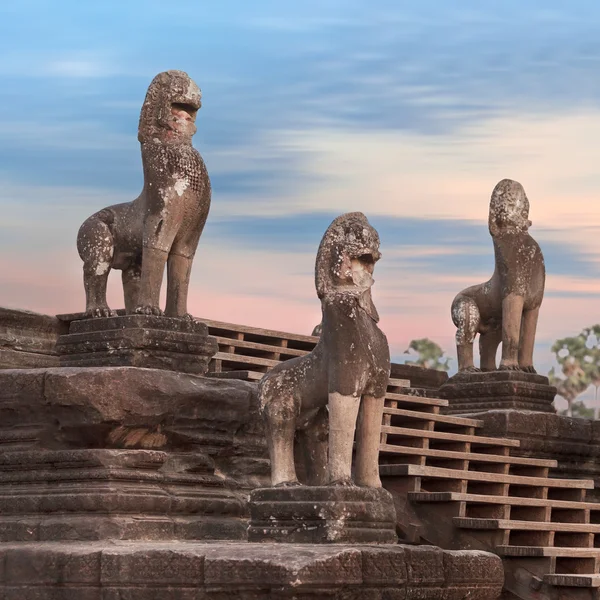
[86, 307, 117, 319]
[134, 305, 164, 317]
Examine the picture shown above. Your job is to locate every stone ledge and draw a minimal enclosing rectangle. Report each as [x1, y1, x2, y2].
[0, 367, 268, 490]
[0, 541, 504, 600]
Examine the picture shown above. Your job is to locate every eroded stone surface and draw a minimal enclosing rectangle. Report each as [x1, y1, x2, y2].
[76, 70, 211, 319]
[451, 179, 545, 373]
[0, 449, 248, 542]
[259, 212, 391, 488]
[0, 366, 267, 484]
[0, 541, 504, 599]
[0, 367, 268, 542]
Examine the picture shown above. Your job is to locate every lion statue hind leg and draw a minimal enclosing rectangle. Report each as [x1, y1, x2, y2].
[258, 351, 327, 487]
[295, 406, 328, 486]
[77, 213, 117, 318]
[451, 293, 482, 372]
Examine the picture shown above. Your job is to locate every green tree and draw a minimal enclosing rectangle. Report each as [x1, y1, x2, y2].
[559, 400, 594, 419]
[581, 326, 600, 420]
[405, 338, 451, 372]
[549, 334, 590, 417]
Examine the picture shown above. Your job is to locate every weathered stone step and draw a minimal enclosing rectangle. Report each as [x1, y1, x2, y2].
[199, 318, 318, 346]
[385, 393, 448, 407]
[213, 336, 307, 357]
[497, 546, 600, 558]
[544, 574, 600, 588]
[381, 464, 594, 489]
[213, 351, 278, 368]
[410, 492, 594, 509]
[382, 407, 482, 428]
[381, 426, 519, 447]
[388, 377, 412, 388]
[207, 369, 264, 381]
[382, 448, 556, 467]
[454, 518, 600, 533]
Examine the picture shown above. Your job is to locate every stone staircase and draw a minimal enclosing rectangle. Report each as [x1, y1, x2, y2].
[200, 318, 600, 600]
[199, 317, 318, 376]
[379, 394, 600, 600]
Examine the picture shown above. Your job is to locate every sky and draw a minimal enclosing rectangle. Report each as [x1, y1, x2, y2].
[1, 2, 600, 408]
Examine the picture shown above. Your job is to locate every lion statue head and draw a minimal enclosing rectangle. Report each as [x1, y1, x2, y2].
[488, 178, 532, 237]
[315, 212, 381, 322]
[138, 70, 202, 144]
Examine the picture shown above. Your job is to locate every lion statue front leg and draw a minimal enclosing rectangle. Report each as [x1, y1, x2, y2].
[327, 391, 361, 486]
[499, 293, 524, 371]
[354, 394, 386, 487]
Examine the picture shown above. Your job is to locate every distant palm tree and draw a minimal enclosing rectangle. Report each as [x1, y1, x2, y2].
[549, 334, 590, 417]
[582, 326, 600, 419]
[548, 367, 589, 417]
[405, 338, 451, 372]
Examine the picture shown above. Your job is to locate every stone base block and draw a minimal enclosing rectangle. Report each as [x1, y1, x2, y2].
[440, 370, 556, 414]
[0, 541, 504, 600]
[56, 315, 218, 374]
[248, 485, 397, 544]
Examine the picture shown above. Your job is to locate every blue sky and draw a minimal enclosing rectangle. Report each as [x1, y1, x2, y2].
[1, 2, 600, 407]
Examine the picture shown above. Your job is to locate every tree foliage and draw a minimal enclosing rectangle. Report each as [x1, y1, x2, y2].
[549, 325, 600, 418]
[405, 338, 451, 372]
[558, 400, 594, 419]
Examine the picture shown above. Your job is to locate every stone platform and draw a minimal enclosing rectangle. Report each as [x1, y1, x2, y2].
[440, 370, 556, 414]
[56, 314, 218, 374]
[248, 486, 397, 544]
[0, 541, 504, 599]
[0, 366, 270, 544]
[0, 449, 246, 542]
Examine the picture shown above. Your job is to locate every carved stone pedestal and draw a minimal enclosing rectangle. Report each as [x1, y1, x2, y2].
[440, 370, 556, 415]
[248, 485, 397, 544]
[56, 314, 218, 374]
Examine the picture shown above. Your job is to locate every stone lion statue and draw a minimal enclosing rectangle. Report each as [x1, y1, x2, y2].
[259, 212, 390, 488]
[77, 70, 211, 318]
[451, 179, 545, 373]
